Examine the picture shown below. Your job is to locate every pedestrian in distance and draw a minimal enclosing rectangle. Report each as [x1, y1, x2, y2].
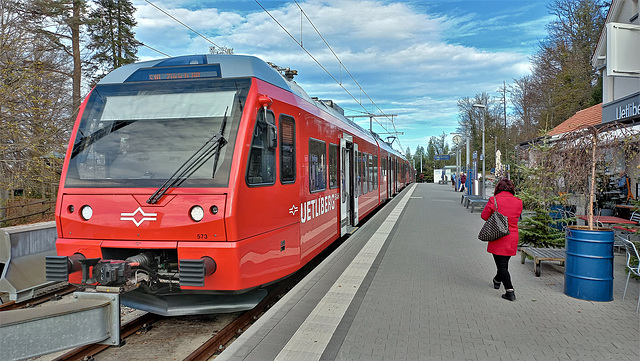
[459, 172, 466, 192]
[480, 178, 523, 301]
[451, 173, 456, 189]
[618, 170, 628, 201]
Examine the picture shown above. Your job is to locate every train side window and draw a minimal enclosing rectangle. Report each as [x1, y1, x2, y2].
[309, 138, 326, 192]
[280, 115, 296, 183]
[362, 152, 367, 194]
[362, 153, 367, 194]
[329, 143, 338, 189]
[246, 109, 276, 186]
[382, 157, 386, 181]
[365, 153, 371, 194]
[368, 153, 373, 192]
[355, 151, 360, 196]
[357, 152, 362, 195]
[374, 155, 378, 190]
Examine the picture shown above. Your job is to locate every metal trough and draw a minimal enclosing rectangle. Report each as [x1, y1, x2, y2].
[0, 221, 64, 303]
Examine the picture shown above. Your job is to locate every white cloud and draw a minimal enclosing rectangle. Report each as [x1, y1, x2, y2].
[130, 0, 548, 152]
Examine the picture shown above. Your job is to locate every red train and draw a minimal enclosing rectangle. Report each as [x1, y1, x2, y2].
[46, 54, 413, 315]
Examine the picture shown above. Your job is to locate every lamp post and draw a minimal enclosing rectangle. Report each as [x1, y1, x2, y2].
[451, 133, 462, 178]
[465, 135, 470, 194]
[473, 103, 486, 199]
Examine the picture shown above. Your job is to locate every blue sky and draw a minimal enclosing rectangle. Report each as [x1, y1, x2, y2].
[131, 0, 555, 153]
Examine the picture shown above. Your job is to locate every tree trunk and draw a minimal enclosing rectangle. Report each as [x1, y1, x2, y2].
[71, 0, 82, 120]
[588, 135, 597, 230]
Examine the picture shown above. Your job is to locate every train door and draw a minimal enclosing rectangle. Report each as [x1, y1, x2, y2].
[340, 137, 358, 236]
[352, 143, 359, 225]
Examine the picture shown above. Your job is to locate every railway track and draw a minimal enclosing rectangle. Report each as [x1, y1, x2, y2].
[183, 283, 285, 361]
[0, 284, 77, 312]
[6, 214, 360, 360]
[46, 282, 287, 361]
[52, 312, 163, 361]
[45, 234, 340, 361]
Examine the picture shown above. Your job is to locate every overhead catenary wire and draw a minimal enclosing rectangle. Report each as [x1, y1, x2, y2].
[140, 43, 171, 57]
[144, 0, 223, 50]
[141, 0, 403, 150]
[293, 1, 402, 147]
[256, 0, 403, 151]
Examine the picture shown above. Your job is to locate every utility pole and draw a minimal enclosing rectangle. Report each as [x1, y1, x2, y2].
[345, 114, 398, 133]
[473, 103, 486, 199]
[496, 81, 508, 177]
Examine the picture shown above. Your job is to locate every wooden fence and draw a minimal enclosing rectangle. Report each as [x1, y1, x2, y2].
[0, 199, 56, 227]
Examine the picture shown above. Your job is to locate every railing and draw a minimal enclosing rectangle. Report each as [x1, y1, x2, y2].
[0, 199, 55, 226]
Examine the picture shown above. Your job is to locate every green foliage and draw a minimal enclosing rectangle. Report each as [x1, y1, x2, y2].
[86, 0, 140, 86]
[514, 139, 567, 210]
[518, 209, 566, 248]
[515, 139, 569, 248]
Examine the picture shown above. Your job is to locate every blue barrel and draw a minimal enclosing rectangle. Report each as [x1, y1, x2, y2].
[564, 227, 614, 301]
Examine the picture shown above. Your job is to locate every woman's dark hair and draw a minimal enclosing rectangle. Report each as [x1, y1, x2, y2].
[494, 178, 515, 195]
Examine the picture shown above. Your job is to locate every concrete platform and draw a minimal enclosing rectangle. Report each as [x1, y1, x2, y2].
[217, 183, 640, 361]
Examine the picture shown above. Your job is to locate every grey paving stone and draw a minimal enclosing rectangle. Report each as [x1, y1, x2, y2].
[217, 184, 640, 361]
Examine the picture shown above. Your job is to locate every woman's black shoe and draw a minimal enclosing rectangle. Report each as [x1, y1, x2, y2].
[502, 290, 516, 301]
[492, 278, 501, 289]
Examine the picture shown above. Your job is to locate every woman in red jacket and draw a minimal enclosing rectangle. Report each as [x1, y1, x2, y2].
[481, 178, 523, 301]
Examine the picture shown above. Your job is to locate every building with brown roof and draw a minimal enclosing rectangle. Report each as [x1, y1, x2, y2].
[547, 103, 603, 136]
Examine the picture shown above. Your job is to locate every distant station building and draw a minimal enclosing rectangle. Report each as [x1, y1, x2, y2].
[517, 0, 640, 214]
[591, 0, 640, 198]
[592, 0, 640, 124]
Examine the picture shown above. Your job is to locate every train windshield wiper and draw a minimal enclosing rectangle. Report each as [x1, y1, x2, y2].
[147, 108, 229, 204]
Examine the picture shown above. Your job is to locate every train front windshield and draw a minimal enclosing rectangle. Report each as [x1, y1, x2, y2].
[65, 78, 250, 188]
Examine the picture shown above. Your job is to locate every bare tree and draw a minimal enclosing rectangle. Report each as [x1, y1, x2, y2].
[0, 0, 72, 221]
[552, 122, 640, 230]
[530, 0, 607, 131]
[509, 75, 543, 140]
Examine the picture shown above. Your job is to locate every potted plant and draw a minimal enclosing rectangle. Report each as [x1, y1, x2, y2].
[516, 138, 567, 248]
[551, 122, 640, 301]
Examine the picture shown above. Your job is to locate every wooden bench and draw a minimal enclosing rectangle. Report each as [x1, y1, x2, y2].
[519, 247, 565, 277]
[467, 198, 488, 213]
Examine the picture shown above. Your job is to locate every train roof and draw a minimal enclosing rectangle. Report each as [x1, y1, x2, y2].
[99, 54, 405, 159]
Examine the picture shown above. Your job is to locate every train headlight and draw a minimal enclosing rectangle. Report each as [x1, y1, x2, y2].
[80, 205, 93, 220]
[190, 205, 205, 222]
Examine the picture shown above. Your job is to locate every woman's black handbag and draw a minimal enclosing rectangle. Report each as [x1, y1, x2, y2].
[478, 197, 510, 242]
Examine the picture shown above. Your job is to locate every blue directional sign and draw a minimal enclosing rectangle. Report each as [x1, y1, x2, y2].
[434, 154, 451, 161]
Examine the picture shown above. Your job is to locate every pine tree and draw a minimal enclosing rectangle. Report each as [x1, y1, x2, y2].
[515, 139, 567, 248]
[28, 0, 88, 118]
[86, 0, 140, 86]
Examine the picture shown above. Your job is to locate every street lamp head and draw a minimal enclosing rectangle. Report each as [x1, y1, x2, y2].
[472, 104, 486, 109]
